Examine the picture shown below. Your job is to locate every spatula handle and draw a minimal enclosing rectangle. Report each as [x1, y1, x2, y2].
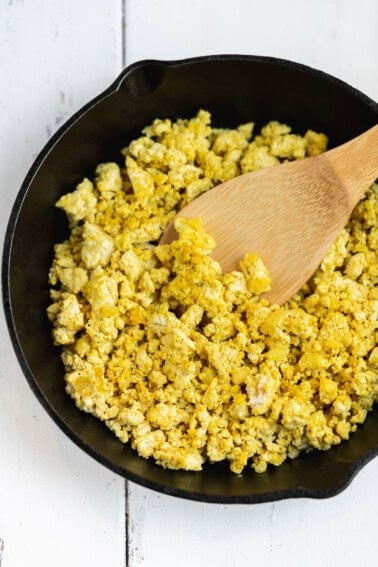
[325, 124, 378, 208]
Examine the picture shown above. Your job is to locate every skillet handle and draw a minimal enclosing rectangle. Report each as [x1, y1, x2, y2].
[114, 59, 167, 97]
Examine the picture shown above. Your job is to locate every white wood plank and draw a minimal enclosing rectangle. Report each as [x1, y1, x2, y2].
[125, 0, 378, 101]
[129, 459, 378, 567]
[0, 1, 126, 566]
[124, 1, 378, 565]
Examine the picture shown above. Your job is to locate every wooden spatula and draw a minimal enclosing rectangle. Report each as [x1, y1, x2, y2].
[160, 125, 378, 305]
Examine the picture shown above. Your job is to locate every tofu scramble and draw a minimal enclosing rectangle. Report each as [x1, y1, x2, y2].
[47, 111, 378, 474]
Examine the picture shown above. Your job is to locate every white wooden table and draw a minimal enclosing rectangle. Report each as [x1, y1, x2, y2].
[1, 1, 377, 566]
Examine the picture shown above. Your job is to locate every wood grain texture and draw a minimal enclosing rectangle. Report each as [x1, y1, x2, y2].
[125, 0, 378, 101]
[0, 1, 126, 566]
[161, 126, 378, 304]
[128, 458, 378, 567]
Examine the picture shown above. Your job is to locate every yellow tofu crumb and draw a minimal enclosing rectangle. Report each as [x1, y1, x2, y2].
[240, 253, 271, 295]
[48, 110, 378, 475]
[56, 178, 97, 225]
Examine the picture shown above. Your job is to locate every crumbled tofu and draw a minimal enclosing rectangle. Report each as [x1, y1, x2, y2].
[240, 253, 271, 295]
[345, 252, 366, 279]
[55, 266, 88, 294]
[48, 110, 378, 475]
[81, 223, 114, 269]
[95, 162, 123, 197]
[48, 292, 84, 345]
[304, 130, 329, 156]
[56, 178, 97, 225]
[126, 156, 155, 204]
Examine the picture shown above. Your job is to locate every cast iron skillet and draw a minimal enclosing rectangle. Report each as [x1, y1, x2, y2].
[3, 55, 378, 503]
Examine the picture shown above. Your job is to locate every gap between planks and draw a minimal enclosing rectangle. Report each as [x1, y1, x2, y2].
[125, 480, 130, 566]
[122, 4, 130, 563]
[122, 0, 127, 69]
